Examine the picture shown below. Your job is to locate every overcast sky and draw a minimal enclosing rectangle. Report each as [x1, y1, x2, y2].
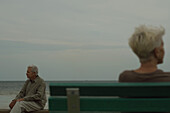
[0, 0, 170, 81]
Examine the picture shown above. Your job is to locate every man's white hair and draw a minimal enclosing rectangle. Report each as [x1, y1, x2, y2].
[28, 65, 38, 75]
[129, 25, 165, 62]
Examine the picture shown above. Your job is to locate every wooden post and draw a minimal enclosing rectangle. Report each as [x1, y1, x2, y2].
[66, 88, 80, 113]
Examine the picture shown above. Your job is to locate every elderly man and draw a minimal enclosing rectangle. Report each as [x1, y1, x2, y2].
[9, 65, 47, 113]
[119, 25, 170, 113]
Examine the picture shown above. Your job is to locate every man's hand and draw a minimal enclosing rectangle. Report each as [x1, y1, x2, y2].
[17, 98, 24, 102]
[9, 100, 16, 109]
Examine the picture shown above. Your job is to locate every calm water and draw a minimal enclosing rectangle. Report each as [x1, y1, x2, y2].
[0, 81, 50, 95]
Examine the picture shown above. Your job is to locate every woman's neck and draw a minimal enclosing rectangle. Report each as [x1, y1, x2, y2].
[135, 60, 158, 73]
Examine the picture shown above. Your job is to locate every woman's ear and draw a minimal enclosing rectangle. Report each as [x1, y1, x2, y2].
[153, 48, 160, 58]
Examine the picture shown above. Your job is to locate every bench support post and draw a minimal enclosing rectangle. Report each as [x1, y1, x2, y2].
[66, 88, 80, 113]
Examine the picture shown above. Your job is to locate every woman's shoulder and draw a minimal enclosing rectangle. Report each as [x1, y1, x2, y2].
[120, 70, 134, 75]
[119, 70, 135, 82]
[119, 69, 170, 82]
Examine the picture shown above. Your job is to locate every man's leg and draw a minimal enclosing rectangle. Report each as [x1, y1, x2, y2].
[10, 102, 23, 113]
[19, 101, 42, 112]
[10, 101, 42, 113]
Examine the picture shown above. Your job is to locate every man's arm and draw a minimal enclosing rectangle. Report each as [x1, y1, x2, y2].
[9, 80, 28, 109]
[15, 80, 28, 100]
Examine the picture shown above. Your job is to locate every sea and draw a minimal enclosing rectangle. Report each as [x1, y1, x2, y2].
[0, 80, 117, 110]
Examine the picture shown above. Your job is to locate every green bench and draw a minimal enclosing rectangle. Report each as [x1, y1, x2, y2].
[48, 82, 170, 113]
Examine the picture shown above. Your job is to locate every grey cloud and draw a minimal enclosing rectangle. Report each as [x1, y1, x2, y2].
[0, 40, 127, 55]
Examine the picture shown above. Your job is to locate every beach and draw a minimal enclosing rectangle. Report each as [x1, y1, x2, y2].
[0, 95, 15, 109]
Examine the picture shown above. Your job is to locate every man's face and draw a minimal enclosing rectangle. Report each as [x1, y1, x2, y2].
[26, 67, 35, 79]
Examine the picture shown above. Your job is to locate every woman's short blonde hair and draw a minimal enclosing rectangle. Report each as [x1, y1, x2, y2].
[129, 25, 165, 62]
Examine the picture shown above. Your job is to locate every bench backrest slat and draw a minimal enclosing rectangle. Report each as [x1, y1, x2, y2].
[50, 82, 170, 97]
